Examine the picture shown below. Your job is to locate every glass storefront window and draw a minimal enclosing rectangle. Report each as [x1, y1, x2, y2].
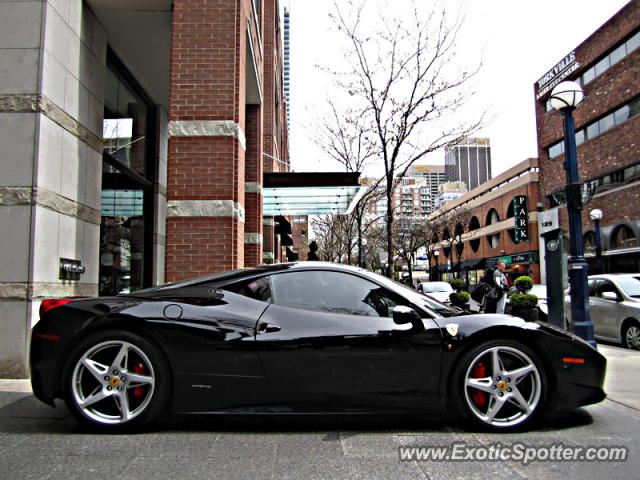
[99, 53, 155, 296]
[100, 163, 148, 295]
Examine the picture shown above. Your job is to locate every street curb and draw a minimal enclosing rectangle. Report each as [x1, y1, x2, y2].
[0, 379, 32, 393]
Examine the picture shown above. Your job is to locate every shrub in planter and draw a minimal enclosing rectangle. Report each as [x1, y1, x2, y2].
[449, 291, 471, 307]
[449, 278, 466, 292]
[514, 276, 533, 293]
[509, 293, 539, 322]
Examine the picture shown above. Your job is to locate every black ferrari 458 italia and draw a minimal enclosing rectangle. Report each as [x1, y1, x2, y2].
[31, 262, 606, 431]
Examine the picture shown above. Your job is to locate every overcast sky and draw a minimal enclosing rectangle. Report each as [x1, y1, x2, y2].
[286, 0, 631, 178]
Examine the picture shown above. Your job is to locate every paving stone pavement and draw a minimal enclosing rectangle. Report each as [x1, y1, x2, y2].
[0, 393, 639, 480]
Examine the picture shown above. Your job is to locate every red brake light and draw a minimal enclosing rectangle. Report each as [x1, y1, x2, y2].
[39, 298, 84, 318]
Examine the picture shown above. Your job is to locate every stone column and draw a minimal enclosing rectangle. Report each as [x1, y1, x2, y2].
[0, 0, 105, 377]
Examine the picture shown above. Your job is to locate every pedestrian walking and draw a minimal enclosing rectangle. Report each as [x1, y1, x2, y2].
[493, 260, 510, 314]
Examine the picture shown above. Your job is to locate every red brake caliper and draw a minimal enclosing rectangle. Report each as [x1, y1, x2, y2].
[471, 361, 488, 408]
[133, 361, 146, 399]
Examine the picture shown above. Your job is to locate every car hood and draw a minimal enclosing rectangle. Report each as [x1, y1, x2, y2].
[433, 313, 526, 330]
[432, 313, 596, 349]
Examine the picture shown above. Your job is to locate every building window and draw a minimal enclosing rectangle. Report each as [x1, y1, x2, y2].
[547, 96, 640, 158]
[580, 30, 640, 86]
[486, 209, 500, 249]
[588, 161, 640, 194]
[611, 225, 638, 249]
[100, 51, 156, 296]
[584, 231, 596, 254]
[468, 216, 481, 252]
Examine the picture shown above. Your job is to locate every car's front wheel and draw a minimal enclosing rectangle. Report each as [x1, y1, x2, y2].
[63, 330, 170, 430]
[451, 340, 547, 430]
[623, 320, 640, 350]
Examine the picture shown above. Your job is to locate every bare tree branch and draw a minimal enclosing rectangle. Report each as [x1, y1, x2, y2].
[328, 0, 485, 277]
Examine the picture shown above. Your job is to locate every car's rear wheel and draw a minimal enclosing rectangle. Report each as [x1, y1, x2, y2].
[63, 330, 170, 430]
[623, 320, 640, 350]
[452, 339, 547, 430]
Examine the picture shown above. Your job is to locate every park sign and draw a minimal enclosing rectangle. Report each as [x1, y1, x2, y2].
[513, 195, 529, 243]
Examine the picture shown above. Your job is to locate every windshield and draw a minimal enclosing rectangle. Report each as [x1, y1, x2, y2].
[617, 277, 640, 298]
[368, 272, 450, 318]
[422, 282, 453, 293]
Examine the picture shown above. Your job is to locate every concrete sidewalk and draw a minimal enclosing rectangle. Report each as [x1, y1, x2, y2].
[2, 343, 638, 408]
[598, 343, 640, 410]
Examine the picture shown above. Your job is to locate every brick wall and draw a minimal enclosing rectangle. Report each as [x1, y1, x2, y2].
[166, 0, 265, 280]
[244, 104, 263, 266]
[536, 0, 640, 201]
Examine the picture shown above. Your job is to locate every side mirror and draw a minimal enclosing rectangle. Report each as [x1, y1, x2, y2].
[393, 305, 422, 325]
[601, 291, 620, 302]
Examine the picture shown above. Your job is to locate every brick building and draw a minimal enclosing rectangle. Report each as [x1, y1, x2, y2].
[0, 0, 291, 376]
[425, 159, 542, 286]
[535, 0, 640, 273]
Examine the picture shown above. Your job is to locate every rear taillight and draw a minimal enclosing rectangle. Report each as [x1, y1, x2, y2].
[39, 297, 85, 318]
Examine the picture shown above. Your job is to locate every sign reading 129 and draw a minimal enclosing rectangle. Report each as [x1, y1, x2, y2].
[513, 195, 529, 243]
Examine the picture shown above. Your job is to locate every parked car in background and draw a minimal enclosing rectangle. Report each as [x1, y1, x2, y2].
[506, 284, 549, 322]
[417, 281, 454, 303]
[566, 274, 640, 349]
[419, 293, 468, 317]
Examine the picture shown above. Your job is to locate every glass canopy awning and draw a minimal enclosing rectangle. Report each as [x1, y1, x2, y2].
[263, 172, 366, 216]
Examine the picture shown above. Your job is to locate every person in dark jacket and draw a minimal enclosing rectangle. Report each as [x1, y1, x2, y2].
[478, 268, 496, 313]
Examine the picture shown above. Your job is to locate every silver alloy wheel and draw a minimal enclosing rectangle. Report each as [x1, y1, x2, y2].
[625, 324, 640, 350]
[71, 340, 156, 425]
[463, 346, 542, 428]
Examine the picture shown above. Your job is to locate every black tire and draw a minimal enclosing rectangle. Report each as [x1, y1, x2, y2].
[623, 320, 640, 350]
[450, 339, 547, 431]
[63, 330, 170, 430]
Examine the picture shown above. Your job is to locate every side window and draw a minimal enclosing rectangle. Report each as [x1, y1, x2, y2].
[223, 276, 272, 303]
[270, 270, 404, 317]
[598, 281, 619, 298]
[588, 279, 598, 297]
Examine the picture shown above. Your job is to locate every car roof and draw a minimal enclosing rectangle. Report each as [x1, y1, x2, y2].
[131, 262, 374, 293]
[589, 273, 640, 279]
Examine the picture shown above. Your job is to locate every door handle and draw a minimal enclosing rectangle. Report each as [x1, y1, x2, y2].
[258, 323, 281, 334]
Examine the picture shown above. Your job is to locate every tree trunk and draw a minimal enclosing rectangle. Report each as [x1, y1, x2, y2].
[385, 177, 394, 278]
[357, 215, 363, 267]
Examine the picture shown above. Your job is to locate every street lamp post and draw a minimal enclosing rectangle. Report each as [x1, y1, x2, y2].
[433, 250, 440, 281]
[550, 81, 596, 348]
[590, 209, 604, 274]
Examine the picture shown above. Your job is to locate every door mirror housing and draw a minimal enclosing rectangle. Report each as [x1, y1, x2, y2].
[392, 305, 422, 325]
[601, 291, 620, 302]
